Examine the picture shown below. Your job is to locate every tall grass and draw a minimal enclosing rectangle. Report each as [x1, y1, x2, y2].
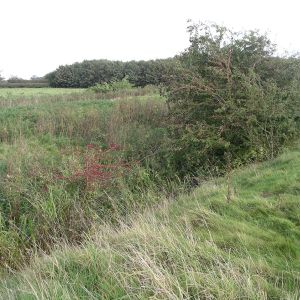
[0, 87, 169, 270]
[0, 86, 158, 109]
[1, 146, 300, 299]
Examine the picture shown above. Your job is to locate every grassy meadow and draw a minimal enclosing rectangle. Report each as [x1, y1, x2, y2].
[0, 86, 169, 266]
[0, 86, 299, 299]
[0, 88, 85, 97]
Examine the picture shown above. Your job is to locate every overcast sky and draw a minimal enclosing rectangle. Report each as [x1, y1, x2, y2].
[0, 0, 299, 79]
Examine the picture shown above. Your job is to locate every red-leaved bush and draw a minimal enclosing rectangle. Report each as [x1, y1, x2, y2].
[57, 143, 131, 188]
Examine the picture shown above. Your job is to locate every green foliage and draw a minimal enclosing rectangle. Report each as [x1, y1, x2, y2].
[1, 21, 300, 299]
[89, 76, 133, 93]
[46, 58, 177, 88]
[164, 22, 300, 176]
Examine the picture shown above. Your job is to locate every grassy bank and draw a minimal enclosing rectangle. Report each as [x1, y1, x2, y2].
[1, 144, 299, 299]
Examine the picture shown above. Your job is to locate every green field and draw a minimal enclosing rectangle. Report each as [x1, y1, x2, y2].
[0, 88, 85, 97]
[0, 87, 299, 299]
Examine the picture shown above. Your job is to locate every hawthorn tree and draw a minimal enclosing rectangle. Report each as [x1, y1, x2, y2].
[164, 22, 300, 177]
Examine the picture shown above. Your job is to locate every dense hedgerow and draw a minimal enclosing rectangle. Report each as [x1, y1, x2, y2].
[163, 22, 300, 177]
[46, 58, 177, 88]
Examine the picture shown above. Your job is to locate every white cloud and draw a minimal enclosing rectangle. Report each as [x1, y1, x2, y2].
[0, 0, 299, 79]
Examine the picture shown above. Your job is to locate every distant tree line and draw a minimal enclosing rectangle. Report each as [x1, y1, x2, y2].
[45, 59, 177, 88]
[0, 76, 49, 88]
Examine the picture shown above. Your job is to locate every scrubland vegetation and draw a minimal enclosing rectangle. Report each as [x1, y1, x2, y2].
[0, 22, 300, 299]
[1, 146, 300, 299]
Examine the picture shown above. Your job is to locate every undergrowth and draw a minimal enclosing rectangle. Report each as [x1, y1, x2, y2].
[0, 145, 299, 299]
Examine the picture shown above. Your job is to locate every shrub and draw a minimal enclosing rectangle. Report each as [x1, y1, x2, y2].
[89, 77, 133, 93]
[164, 22, 300, 177]
[56, 143, 131, 190]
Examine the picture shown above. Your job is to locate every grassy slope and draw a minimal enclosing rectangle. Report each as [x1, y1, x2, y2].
[1, 145, 299, 299]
